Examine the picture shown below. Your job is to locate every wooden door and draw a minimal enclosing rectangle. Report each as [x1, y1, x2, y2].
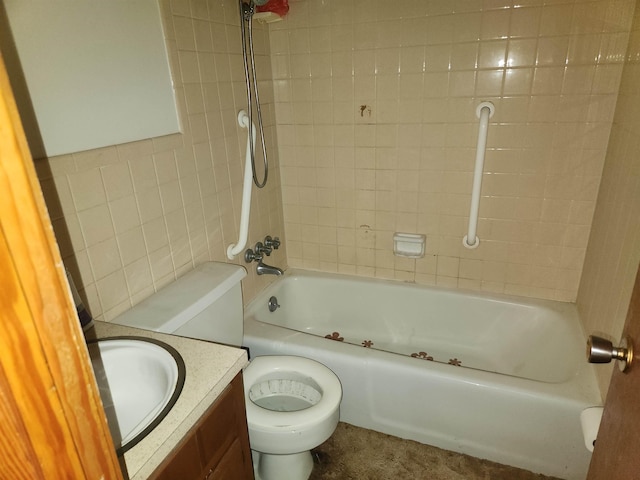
[0, 51, 122, 478]
[587, 264, 640, 479]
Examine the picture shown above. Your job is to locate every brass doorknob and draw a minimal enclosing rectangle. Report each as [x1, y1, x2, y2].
[587, 335, 633, 372]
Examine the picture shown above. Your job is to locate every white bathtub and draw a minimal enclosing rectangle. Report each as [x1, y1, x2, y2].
[243, 269, 601, 480]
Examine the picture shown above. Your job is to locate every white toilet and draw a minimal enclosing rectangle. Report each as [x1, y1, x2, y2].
[113, 261, 342, 480]
[244, 355, 341, 480]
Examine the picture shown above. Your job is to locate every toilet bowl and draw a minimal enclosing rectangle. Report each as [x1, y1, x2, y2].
[111, 262, 343, 480]
[244, 355, 342, 480]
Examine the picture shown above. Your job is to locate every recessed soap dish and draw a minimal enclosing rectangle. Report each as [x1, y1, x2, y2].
[393, 233, 426, 258]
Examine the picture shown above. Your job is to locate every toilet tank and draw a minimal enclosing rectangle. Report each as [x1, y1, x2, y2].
[112, 262, 247, 347]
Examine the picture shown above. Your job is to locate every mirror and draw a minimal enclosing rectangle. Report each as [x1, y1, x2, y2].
[3, 0, 180, 157]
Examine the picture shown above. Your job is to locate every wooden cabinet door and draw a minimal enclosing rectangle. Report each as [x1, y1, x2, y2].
[206, 438, 248, 480]
[197, 374, 253, 479]
[150, 435, 202, 480]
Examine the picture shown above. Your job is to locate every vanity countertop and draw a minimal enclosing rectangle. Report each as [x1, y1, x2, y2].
[94, 321, 249, 480]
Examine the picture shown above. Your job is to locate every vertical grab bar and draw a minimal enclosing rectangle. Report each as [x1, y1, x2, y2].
[463, 101, 495, 249]
[227, 110, 255, 260]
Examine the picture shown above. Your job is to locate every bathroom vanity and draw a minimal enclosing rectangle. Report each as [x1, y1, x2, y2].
[93, 322, 251, 480]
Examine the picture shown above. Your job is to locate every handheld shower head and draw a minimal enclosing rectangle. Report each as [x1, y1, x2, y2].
[241, 0, 268, 18]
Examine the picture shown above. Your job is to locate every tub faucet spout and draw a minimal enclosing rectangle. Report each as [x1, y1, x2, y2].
[256, 261, 283, 276]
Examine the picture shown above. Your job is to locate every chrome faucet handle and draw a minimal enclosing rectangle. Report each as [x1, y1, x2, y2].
[264, 235, 281, 250]
[254, 241, 272, 256]
[244, 248, 263, 263]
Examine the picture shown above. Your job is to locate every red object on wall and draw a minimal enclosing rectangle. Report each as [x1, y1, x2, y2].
[257, 0, 289, 17]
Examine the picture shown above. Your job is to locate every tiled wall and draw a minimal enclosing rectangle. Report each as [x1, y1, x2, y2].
[16, 0, 640, 371]
[272, 0, 635, 302]
[577, 0, 640, 396]
[33, 0, 286, 321]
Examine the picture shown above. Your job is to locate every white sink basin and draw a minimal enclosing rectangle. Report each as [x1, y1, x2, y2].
[88, 337, 185, 454]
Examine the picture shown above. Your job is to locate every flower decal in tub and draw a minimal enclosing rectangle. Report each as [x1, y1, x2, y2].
[410, 351, 434, 361]
[322, 334, 462, 367]
[410, 352, 463, 366]
[325, 332, 344, 341]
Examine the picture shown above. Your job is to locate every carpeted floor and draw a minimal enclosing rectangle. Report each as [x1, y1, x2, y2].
[309, 423, 563, 480]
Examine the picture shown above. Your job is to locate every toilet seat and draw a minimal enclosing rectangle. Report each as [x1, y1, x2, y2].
[243, 355, 342, 454]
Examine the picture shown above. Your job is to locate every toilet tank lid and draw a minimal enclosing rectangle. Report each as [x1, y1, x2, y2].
[112, 262, 246, 333]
